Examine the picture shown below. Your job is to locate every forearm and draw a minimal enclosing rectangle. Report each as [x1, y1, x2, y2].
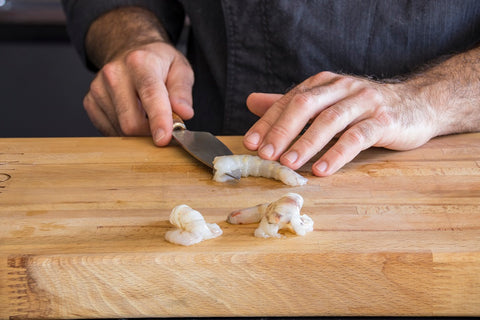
[394, 46, 480, 136]
[85, 6, 170, 69]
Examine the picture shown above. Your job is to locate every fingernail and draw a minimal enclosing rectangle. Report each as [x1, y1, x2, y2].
[283, 151, 298, 164]
[154, 128, 165, 143]
[259, 144, 274, 158]
[315, 161, 328, 173]
[245, 132, 260, 146]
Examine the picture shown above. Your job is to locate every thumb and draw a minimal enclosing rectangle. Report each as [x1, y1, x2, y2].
[246, 92, 283, 117]
[166, 54, 195, 120]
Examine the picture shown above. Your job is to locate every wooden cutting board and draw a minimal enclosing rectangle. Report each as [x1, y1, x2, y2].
[1, 134, 479, 319]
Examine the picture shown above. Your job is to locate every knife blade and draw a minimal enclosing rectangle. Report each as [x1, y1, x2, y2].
[171, 112, 241, 180]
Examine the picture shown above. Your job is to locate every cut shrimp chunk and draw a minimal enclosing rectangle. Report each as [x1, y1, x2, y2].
[165, 204, 222, 246]
[227, 203, 268, 224]
[227, 193, 314, 238]
[213, 155, 308, 186]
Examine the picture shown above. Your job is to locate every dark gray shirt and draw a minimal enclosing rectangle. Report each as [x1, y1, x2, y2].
[62, 0, 480, 134]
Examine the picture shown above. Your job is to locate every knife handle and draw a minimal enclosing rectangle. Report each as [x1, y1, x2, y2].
[172, 112, 186, 131]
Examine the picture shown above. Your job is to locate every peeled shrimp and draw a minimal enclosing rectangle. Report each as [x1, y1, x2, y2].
[165, 204, 223, 246]
[213, 155, 308, 186]
[227, 193, 314, 238]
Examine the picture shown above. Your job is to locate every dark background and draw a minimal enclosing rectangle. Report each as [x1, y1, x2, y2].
[0, 0, 99, 137]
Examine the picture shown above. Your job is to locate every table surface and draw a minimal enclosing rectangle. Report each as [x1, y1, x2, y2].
[1, 134, 479, 319]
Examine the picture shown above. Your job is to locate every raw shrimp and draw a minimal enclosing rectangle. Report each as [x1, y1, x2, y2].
[227, 193, 314, 238]
[213, 155, 308, 186]
[227, 203, 268, 225]
[165, 204, 223, 246]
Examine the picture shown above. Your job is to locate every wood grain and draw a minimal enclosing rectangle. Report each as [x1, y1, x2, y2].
[1, 134, 479, 319]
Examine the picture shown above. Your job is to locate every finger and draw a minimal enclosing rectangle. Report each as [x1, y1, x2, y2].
[85, 74, 122, 134]
[280, 93, 373, 169]
[83, 92, 118, 136]
[246, 92, 283, 117]
[256, 92, 322, 160]
[101, 62, 150, 136]
[166, 54, 195, 120]
[244, 85, 317, 151]
[253, 75, 358, 160]
[126, 50, 173, 146]
[243, 93, 291, 151]
[312, 117, 385, 176]
[140, 78, 172, 146]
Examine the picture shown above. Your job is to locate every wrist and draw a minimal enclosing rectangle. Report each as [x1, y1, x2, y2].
[383, 79, 440, 138]
[85, 6, 169, 68]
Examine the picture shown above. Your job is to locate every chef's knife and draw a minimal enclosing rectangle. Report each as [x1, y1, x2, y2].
[171, 113, 241, 180]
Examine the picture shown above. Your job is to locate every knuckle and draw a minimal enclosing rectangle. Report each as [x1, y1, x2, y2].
[298, 134, 317, 151]
[118, 117, 139, 136]
[358, 87, 383, 105]
[256, 116, 275, 130]
[88, 80, 104, 101]
[291, 92, 313, 111]
[308, 71, 335, 85]
[137, 76, 161, 100]
[141, 74, 159, 88]
[176, 53, 194, 71]
[124, 49, 148, 68]
[83, 94, 94, 112]
[321, 106, 343, 123]
[269, 123, 291, 139]
[172, 58, 195, 83]
[329, 144, 349, 163]
[346, 121, 377, 146]
[332, 75, 356, 89]
[114, 101, 129, 118]
[374, 106, 395, 127]
[101, 63, 122, 87]
[347, 127, 367, 145]
[138, 78, 158, 100]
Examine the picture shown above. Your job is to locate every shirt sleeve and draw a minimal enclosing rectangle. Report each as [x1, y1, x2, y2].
[61, 0, 185, 71]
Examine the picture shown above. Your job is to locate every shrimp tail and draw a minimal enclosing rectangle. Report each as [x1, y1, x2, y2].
[227, 203, 268, 224]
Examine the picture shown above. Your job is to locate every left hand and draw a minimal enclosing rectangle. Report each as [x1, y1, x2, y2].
[243, 71, 438, 176]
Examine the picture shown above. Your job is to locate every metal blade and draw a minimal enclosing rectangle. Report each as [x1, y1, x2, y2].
[172, 129, 241, 179]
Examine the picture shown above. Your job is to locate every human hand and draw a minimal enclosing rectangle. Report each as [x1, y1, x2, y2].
[83, 41, 194, 146]
[243, 71, 438, 176]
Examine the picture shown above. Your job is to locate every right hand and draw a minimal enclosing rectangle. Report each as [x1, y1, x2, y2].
[83, 41, 194, 146]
